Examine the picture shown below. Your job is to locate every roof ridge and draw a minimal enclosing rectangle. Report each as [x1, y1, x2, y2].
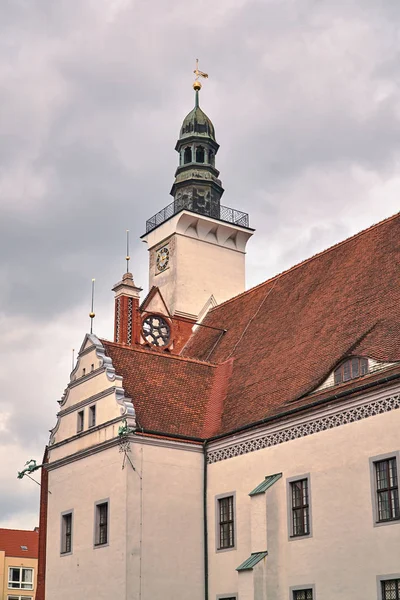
[209, 211, 400, 312]
[101, 338, 217, 367]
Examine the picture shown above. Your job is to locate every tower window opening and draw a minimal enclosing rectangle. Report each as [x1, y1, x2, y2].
[196, 146, 205, 163]
[208, 150, 214, 166]
[184, 147, 192, 164]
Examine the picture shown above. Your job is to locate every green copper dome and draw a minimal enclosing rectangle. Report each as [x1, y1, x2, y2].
[179, 90, 216, 141]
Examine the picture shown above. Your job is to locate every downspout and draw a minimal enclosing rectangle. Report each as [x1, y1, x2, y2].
[203, 440, 209, 600]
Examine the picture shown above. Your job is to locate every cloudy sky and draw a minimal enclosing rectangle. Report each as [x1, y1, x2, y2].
[1, 0, 400, 529]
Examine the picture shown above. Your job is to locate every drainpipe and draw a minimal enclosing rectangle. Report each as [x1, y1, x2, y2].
[203, 440, 209, 600]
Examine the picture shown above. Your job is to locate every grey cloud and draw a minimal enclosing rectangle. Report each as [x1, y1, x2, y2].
[1, 0, 400, 527]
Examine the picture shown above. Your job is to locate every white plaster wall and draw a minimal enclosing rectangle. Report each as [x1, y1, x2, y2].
[45, 446, 127, 600]
[144, 211, 252, 318]
[173, 234, 246, 317]
[207, 405, 400, 600]
[126, 441, 205, 600]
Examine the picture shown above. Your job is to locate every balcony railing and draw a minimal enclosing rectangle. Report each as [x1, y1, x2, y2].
[145, 201, 250, 233]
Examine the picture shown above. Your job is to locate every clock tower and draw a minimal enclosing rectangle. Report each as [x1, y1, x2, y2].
[141, 75, 254, 322]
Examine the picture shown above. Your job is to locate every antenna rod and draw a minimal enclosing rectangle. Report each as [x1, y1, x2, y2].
[126, 230, 130, 273]
[89, 278, 96, 334]
[72, 349, 75, 371]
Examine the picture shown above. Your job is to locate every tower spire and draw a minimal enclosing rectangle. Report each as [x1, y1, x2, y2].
[170, 60, 223, 219]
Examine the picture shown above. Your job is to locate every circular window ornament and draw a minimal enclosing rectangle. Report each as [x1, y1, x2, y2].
[156, 246, 169, 272]
[142, 315, 171, 347]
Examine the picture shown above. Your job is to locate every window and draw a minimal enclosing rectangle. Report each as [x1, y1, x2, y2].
[381, 579, 400, 600]
[8, 568, 33, 590]
[95, 501, 109, 546]
[77, 410, 84, 433]
[217, 495, 235, 550]
[184, 146, 192, 164]
[334, 357, 368, 384]
[8, 596, 33, 600]
[61, 512, 73, 554]
[293, 590, 313, 600]
[82, 367, 86, 376]
[208, 150, 214, 166]
[89, 405, 96, 428]
[290, 478, 310, 537]
[375, 458, 400, 522]
[196, 146, 205, 163]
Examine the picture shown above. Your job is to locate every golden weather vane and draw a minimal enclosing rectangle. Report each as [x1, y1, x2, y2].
[193, 59, 208, 91]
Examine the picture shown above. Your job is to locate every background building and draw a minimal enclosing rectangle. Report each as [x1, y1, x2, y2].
[0, 528, 38, 600]
[37, 83, 400, 600]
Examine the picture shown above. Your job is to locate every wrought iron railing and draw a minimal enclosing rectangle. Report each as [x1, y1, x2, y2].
[145, 201, 249, 233]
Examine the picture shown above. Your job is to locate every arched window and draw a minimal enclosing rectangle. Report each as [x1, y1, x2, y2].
[196, 146, 205, 163]
[208, 150, 214, 166]
[184, 147, 192, 164]
[334, 357, 368, 385]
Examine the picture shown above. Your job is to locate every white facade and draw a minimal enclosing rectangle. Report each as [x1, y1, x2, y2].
[142, 210, 253, 319]
[207, 384, 400, 600]
[44, 333, 400, 600]
[45, 335, 204, 600]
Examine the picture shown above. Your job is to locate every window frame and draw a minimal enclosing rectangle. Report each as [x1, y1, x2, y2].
[287, 474, 313, 540]
[60, 509, 73, 556]
[377, 574, 400, 600]
[77, 410, 84, 433]
[215, 492, 236, 553]
[370, 452, 400, 527]
[88, 405, 96, 428]
[94, 499, 109, 548]
[7, 595, 33, 600]
[7, 567, 34, 591]
[289, 585, 315, 600]
[333, 356, 368, 385]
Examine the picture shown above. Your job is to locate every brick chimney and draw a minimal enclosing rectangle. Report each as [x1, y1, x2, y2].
[112, 272, 142, 345]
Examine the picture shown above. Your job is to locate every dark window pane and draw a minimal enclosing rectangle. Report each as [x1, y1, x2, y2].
[382, 579, 400, 600]
[351, 357, 359, 377]
[218, 496, 234, 549]
[343, 360, 351, 381]
[376, 458, 400, 522]
[293, 590, 313, 600]
[291, 479, 310, 536]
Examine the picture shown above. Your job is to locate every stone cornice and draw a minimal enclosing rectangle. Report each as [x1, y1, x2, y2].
[47, 431, 202, 471]
[207, 385, 400, 464]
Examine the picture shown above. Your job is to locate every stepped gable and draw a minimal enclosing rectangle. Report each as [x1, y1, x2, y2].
[102, 341, 218, 438]
[0, 528, 39, 559]
[183, 212, 400, 434]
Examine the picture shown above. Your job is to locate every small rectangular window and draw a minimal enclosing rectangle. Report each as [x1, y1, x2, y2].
[375, 458, 400, 522]
[293, 590, 313, 600]
[381, 579, 400, 600]
[290, 478, 310, 537]
[7, 596, 33, 600]
[77, 410, 84, 433]
[95, 501, 109, 546]
[61, 512, 73, 554]
[89, 405, 96, 428]
[218, 495, 235, 549]
[8, 567, 33, 590]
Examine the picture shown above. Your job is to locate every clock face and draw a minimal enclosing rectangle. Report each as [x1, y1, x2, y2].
[142, 315, 171, 347]
[156, 246, 169, 272]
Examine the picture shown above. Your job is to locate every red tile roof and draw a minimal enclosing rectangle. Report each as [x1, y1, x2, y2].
[105, 213, 400, 439]
[102, 342, 220, 438]
[0, 528, 39, 559]
[184, 212, 400, 433]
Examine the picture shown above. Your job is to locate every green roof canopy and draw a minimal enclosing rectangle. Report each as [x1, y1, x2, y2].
[236, 551, 268, 571]
[248, 473, 282, 497]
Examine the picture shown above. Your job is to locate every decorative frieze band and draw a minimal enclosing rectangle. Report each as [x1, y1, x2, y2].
[207, 393, 400, 464]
